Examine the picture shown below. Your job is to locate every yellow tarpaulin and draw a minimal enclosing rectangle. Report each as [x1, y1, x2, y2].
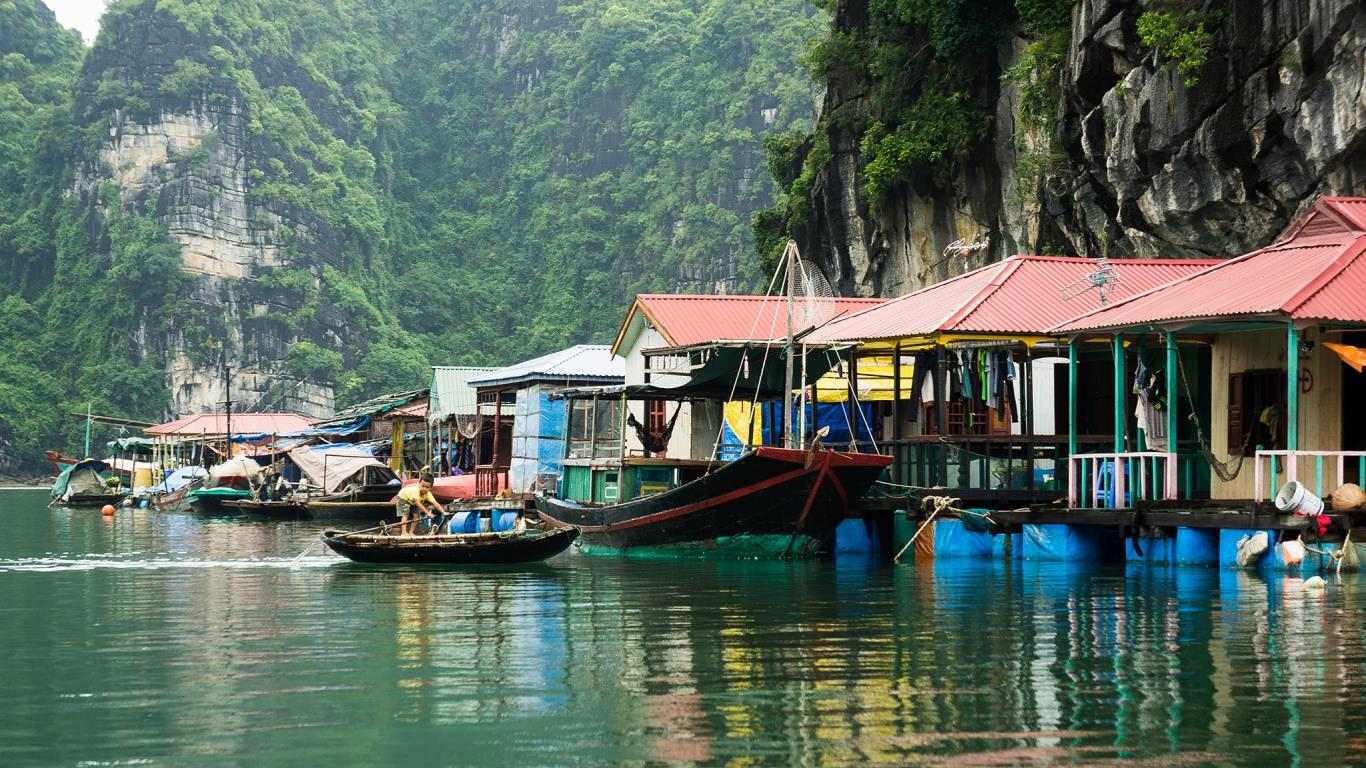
[808, 354, 915, 402]
[1325, 342, 1366, 373]
[723, 401, 763, 445]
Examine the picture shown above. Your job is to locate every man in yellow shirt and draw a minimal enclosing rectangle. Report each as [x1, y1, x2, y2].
[397, 473, 444, 535]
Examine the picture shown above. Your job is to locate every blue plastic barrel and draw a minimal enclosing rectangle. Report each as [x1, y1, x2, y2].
[492, 511, 520, 532]
[447, 511, 480, 534]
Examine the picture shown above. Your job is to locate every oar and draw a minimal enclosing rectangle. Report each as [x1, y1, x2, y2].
[331, 517, 405, 537]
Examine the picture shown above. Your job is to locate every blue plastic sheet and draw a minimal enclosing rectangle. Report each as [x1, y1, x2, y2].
[1022, 523, 1123, 563]
[150, 466, 208, 493]
[932, 519, 997, 558]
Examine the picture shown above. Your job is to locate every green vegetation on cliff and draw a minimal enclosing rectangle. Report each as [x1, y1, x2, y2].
[755, 0, 1073, 269]
[0, 0, 822, 469]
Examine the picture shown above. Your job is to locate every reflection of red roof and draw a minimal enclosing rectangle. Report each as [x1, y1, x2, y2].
[806, 255, 1218, 343]
[1055, 197, 1366, 332]
[613, 294, 883, 354]
[146, 412, 314, 437]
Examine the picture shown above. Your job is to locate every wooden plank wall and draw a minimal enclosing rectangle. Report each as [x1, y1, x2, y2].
[1209, 327, 1342, 499]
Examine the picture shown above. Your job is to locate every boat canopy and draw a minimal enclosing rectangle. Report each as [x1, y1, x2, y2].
[289, 445, 396, 494]
[50, 459, 111, 499]
[208, 456, 264, 481]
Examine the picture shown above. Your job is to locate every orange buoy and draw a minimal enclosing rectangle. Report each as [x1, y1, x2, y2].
[100, 504, 116, 517]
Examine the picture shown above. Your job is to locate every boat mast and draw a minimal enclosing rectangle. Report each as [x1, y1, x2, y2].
[222, 352, 233, 461]
[783, 240, 796, 449]
[83, 402, 92, 458]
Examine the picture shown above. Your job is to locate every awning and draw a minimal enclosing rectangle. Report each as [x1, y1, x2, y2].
[288, 445, 393, 494]
[620, 342, 850, 400]
[209, 456, 264, 481]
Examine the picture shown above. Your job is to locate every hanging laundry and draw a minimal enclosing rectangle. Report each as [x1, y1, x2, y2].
[1134, 362, 1166, 450]
[909, 353, 933, 416]
[1003, 356, 1018, 423]
[978, 351, 988, 402]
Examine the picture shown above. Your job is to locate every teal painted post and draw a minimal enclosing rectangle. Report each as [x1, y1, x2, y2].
[1286, 324, 1299, 452]
[1112, 335, 1125, 452]
[1359, 455, 1365, 485]
[1315, 456, 1324, 496]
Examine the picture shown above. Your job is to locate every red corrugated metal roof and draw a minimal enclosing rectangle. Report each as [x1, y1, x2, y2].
[612, 294, 883, 354]
[146, 412, 314, 436]
[1055, 197, 1366, 333]
[805, 255, 1218, 343]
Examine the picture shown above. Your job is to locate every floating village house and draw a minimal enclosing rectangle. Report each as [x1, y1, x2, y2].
[1046, 196, 1366, 568]
[144, 412, 315, 467]
[304, 389, 429, 472]
[803, 255, 1217, 508]
[609, 294, 882, 461]
[427, 366, 497, 475]
[466, 345, 624, 495]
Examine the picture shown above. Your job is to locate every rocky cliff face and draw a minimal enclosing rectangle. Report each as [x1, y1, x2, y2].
[90, 103, 332, 417]
[799, 0, 1365, 297]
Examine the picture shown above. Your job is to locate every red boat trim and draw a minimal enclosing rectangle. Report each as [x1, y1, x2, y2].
[544, 462, 821, 533]
[752, 446, 891, 468]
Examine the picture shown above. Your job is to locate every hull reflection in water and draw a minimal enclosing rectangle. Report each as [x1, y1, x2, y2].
[2, 490, 1366, 766]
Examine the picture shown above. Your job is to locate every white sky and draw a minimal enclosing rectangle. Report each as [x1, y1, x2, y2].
[45, 0, 108, 45]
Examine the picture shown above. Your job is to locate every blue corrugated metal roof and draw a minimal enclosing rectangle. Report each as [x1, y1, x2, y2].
[467, 345, 625, 390]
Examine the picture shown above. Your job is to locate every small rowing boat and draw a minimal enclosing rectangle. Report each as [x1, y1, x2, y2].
[319, 524, 579, 565]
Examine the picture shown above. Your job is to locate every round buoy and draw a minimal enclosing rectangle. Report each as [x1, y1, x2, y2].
[100, 504, 115, 517]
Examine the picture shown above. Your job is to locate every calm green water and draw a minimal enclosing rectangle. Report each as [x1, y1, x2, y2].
[2, 489, 1365, 767]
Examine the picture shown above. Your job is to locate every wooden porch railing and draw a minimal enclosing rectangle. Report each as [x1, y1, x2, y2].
[1254, 450, 1366, 502]
[882, 435, 1108, 493]
[1068, 451, 1178, 509]
[475, 464, 508, 496]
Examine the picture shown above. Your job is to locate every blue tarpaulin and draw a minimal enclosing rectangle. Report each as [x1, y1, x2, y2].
[150, 466, 208, 494]
[279, 417, 370, 439]
[762, 402, 874, 447]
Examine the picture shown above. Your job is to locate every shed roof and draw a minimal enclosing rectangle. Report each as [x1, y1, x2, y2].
[314, 389, 427, 427]
[468, 345, 624, 390]
[611, 294, 883, 356]
[428, 366, 497, 422]
[145, 412, 314, 437]
[1053, 197, 1366, 333]
[805, 255, 1218, 345]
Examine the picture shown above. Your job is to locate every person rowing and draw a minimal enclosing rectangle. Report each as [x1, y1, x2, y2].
[396, 472, 444, 535]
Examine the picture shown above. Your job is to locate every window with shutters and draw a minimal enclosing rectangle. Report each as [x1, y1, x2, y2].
[646, 399, 667, 434]
[1227, 369, 1285, 457]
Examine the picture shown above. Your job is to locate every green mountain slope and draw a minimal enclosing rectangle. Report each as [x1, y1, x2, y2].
[0, 0, 820, 470]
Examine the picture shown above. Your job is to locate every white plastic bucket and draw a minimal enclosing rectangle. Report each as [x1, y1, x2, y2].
[1275, 481, 1325, 516]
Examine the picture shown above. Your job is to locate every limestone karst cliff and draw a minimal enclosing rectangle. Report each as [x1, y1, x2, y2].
[0, 0, 821, 468]
[774, 0, 1365, 297]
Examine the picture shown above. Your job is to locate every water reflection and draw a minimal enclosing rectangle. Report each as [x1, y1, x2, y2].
[2, 491, 1366, 765]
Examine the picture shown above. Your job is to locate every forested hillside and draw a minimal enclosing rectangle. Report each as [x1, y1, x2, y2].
[0, 0, 821, 471]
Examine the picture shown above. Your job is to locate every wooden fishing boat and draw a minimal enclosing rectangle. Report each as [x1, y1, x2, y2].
[219, 498, 310, 518]
[185, 485, 252, 514]
[319, 524, 579, 564]
[303, 499, 397, 519]
[148, 471, 206, 512]
[536, 446, 891, 550]
[49, 459, 127, 508]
